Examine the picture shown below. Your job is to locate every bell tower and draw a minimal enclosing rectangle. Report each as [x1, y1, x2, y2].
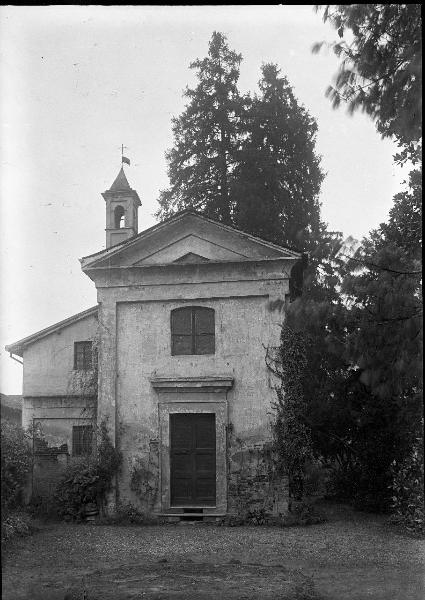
[102, 166, 141, 249]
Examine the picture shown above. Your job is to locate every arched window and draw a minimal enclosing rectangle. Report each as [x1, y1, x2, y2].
[171, 306, 215, 355]
[114, 205, 125, 229]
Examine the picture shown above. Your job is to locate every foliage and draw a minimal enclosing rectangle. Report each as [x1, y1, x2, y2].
[156, 31, 244, 224]
[156, 32, 325, 255]
[66, 334, 99, 399]
[267, 324, 314, 502]
[307, 6, 423, 512]
[245, 507, 267, 526]
[389, 440, 424, 535]
[1, 511, 34, 544]
[341, 171, 422, 512]
[221, 514, 245, 527]
[232, 63, 325, 251]
[1, 420, 32, 511]
[54, 459, 99, 521]
[95, 420, 122, 499]
[302, 460, 330, 498]
[286, 166, 422, 512]
[97, 501, 147, 525]
[314, 4, 422, 164]
[382, 168, 422, 251]
[129, 443, 159, 511]
[281, 501, 327, 527]
[54, 420, 121, 521]
[227, 428, 278, 518]
[342, 173, 422, 400]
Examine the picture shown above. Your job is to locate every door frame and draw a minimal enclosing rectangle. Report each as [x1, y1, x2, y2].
[152, 376, 233, 515]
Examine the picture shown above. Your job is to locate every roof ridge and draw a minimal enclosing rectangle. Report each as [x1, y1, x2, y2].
[5, 305, 99, 356]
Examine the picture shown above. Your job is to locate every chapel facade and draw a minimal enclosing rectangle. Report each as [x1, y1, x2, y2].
[6, 166, 302, 520]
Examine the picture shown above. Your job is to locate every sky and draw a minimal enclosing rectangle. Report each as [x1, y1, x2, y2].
[0, 5, 410, 394]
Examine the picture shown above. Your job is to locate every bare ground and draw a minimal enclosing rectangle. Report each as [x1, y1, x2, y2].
[2, 505, 424, 600]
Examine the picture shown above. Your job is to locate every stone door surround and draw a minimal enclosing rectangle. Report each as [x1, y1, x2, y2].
[150, 376, 233, 515]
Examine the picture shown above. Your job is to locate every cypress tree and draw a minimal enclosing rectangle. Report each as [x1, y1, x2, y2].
[156, 32, 245, 225]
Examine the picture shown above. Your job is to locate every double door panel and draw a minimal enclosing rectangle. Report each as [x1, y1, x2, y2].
[170, 413, 216, 506]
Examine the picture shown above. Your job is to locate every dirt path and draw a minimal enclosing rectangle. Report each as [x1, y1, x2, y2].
[2, 510, 424, 599]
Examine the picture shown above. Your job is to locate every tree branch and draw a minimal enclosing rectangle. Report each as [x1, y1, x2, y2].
[340, 252, 422, 276]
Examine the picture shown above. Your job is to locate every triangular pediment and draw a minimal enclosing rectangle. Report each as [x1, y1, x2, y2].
[173, 252, 210, 264]
[132, 233, 246, 266]
[80, 211, 301, 271]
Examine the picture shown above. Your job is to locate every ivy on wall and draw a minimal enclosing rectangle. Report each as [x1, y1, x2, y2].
[129, 439, 160, 512]
[266, 324, 314, 503]
[226, 422, 284, 521]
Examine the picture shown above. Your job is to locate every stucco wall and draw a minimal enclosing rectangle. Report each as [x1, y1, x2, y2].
[21, 313, 98, 504]
[115, 295, 277, 511]
[22, 313, 98, 398]
[116, 295, 273, 436]
[93, 257, 291, 514]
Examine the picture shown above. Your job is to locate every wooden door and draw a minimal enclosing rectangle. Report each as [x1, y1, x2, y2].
[170, 413, 216, 506]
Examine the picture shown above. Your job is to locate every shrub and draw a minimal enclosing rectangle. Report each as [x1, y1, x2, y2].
[325, 462, 392, 513]
[389, 442, 424, 535]
[1, 421, 32, 511]
[27, 494, 60, 520]
[1, 511, 34, 544]
[54, 459, 100, 521]
[95, 420, 122, 499]
[282, 501, 327, 527]
[97, 502, 147, 525]
[302, 460, 330, 498]
[221, 514, 245, 527]
[245, 507, 267, 525]
[54, 421, 121, 521]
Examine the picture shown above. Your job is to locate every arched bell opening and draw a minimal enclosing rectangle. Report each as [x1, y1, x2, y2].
[114, 205, 125, 229]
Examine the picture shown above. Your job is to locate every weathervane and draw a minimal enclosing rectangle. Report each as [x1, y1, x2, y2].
[121, 144, 130, 166]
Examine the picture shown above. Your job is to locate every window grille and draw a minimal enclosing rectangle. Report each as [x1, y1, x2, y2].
[72, 425, 93, 456]
[74, 341, 93, 370]
[171, 306, 215, 355]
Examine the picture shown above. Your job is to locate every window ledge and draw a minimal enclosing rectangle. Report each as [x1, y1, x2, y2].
[150, 375, 234, 391]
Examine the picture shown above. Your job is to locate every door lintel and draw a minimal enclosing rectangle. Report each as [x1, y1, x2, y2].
[150, 375, 233, 391]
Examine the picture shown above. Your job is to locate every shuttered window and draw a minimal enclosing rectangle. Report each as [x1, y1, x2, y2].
[72, 425, 93, 456]
[171, 307, 215, 355]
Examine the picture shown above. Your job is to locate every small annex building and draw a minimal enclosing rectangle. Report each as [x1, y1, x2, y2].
[6, 166, 303, 520]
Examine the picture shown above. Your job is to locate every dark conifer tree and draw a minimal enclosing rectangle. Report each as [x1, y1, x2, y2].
[233, 64, 325, 252]
[157, 35, 326, 255]
[156, 32, 245, 225]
